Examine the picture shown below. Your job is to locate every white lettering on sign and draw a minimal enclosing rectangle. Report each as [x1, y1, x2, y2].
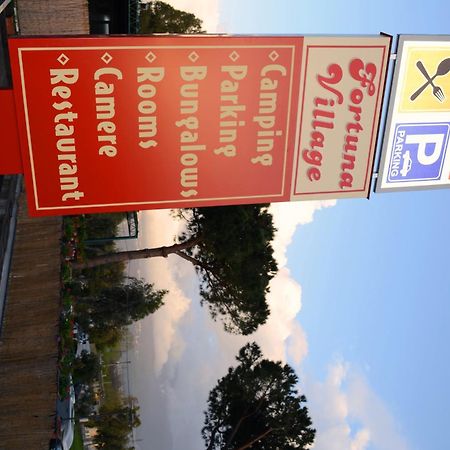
[176, 65, 207, 198]
[94, 67, 123, 158]
[389, 130, 406, 177]
[214, 65, 248, 158]
[136, 67, 165, 149]
[50, 68, 84, 202]
[251, 64, 287, 167]
[405, 133, 445, 165]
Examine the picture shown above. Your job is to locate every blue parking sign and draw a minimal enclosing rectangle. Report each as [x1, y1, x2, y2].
[387, 123, 450, 183]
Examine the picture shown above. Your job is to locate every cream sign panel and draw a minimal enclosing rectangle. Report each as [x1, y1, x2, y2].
[293, 36, 390, 200]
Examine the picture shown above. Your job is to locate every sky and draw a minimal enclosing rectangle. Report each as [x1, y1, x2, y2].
[126, 1, 450, 450]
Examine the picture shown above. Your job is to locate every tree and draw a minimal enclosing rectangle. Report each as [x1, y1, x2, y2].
[88, 326, 124, 351]
[81, 213, 128, 294]
[73, 205, 278, 335]
[73, 351, 101, 384]
[140, 1, 203, 34]
[202, 343, 316, 450]
[78, 256, 126, 295]
[75, 387, 96, 418]
[77, 278, 166, 331]
[91, 399, 141, 450]
[84, 212, 127, 240]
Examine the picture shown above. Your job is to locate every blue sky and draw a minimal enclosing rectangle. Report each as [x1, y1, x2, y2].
[293, 192, 450, 450]
[218, 2, 450, 449]
[129, 2, 450, 449]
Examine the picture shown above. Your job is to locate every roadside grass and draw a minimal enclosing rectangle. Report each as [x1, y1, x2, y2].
[100, 359, 122, 407]
[70, 421, 84, 450]
[101, 339, 122, 365]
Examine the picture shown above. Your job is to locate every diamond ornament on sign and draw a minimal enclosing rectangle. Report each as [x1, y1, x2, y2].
[57, 53, 69, 66]
[229, 51, 240, 62]
[269, 51, 279, 62]
[188, 51, 199, 62]
[101, 52, 113, 64]
[145, 51, 157, 63]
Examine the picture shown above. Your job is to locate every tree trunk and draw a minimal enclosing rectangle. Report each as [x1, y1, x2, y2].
[71, 237, 201, 270]
[224, 377, 276, 449]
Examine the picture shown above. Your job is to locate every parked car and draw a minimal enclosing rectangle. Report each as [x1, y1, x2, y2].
[56, 376, 76, 450]
[76, 332, 91, 357]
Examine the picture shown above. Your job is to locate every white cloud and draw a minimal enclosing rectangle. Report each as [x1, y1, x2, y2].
[251, 267, 304, 362]
[351, 429, 371, 450]
[287, 321, 309, 366]
[346, 374, 410, 450]
[270, 200, 336, 267]
[306, 361, 410, 450]
[135, 210, 193, 373]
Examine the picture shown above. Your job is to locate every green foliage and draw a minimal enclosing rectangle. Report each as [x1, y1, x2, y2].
[58, 307, 76, 398]
[75, 278, 166, 349]
[76, 205, 278, 336]
[77, 278, 166, 328]
[90, 327, 124, 352]
[202, 343, 316, 450]
[82, 213, 128, 293]
[90, 399, 141, 450]
[181, 205, 277, 335]
[75, 387, 97, 418]
[140, 0, 203, 33]
[84, 213, 126, 240]
[80, 257, 126, 295]
[70, 422, 85, 450]
[64, 219, 74, 238]
[61, 213, 162, 353]
[58, 373, 72, 400]
[63, 214, 127, 293]
[73, 351, 101, 384]
[61, 262, 72, 283]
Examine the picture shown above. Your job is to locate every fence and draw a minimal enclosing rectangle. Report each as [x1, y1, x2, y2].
[0, 193, 62, 449]
[16, 0, 89, 35]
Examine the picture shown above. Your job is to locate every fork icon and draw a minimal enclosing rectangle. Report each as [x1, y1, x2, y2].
[410, 60, 445, 102]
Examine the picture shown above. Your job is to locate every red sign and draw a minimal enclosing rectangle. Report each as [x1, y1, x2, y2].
[0, 89, 22, 174]
[8, 35, 390, 216]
